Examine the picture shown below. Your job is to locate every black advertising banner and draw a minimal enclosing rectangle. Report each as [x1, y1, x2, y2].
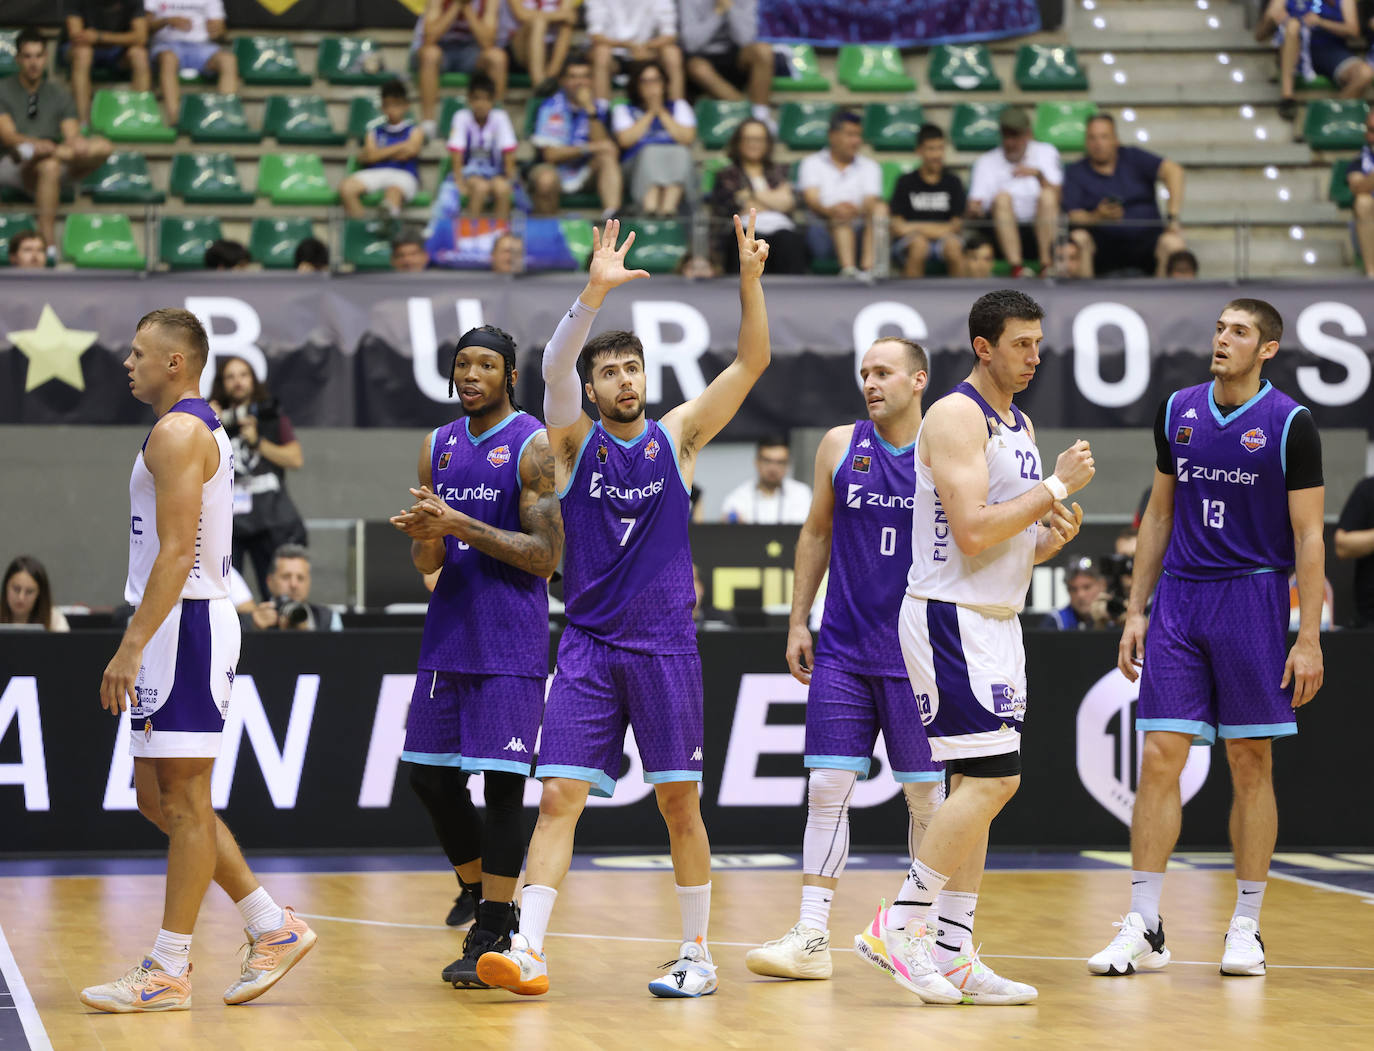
[1, 629, 1367, 855]
[2, 275, 1373, 438]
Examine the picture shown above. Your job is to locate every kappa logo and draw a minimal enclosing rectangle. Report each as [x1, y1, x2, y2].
[503, 737, 528, 753]
[446, 435, 458, 446]
[691, 746, 703, 761]
[852, 454, 871, 474]
[644, 437, 660, 461]
[596, 444, 608, 464]
[847, 483, 863, 508]
[858, 438, 872, 449]
[487, 444, 511, 468]
[1182, 408, 1198, 419]
[590, 471, 603, 498]
[1240, 427, 1267, 452]
[438, 452, 452, 471]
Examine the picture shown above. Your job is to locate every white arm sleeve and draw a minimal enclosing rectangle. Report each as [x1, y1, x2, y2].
[542, 296, 600, 427]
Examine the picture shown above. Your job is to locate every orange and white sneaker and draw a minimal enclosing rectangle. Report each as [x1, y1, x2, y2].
[223, 906, 318, 1005]
[476, 933, 549, 996]
[79, 957, 193, 1013]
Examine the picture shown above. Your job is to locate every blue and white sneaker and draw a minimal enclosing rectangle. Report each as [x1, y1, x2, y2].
[648, 937, 718, 998]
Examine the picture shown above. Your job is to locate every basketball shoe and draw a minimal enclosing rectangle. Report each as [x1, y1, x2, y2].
[939, 945, 1038, 1004]
[745, 923, 832, 979]
[853, 901, 962, 1004]
[648, 937, 718, 998]
[443, 917, 514, 987]
[476, 933, 549, 995]
[79, 957, 192, 1013]
[447, 886, 477, 927]
[1087, 912, 1171, 976]
[1220, 916, 1266, 976]
[223, 906, 318, 1004]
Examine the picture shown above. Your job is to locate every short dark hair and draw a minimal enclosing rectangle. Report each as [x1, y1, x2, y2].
[380, 77, 408, 103]
[294, 237, 329, 270]
[137, 308, 210, 369]
[273, 543, 311, 568]
[829, 109, 861, 132]
[968, 289, 1046, 349]
[578, 330, 644, 381]
[1067, 555, 1104, 582]
[871, 337, 929, 376]
[563, 50, 590, 73]
[726, 118, 774, 168]
[204, 238, 249, 270]
[7, 230, 44, 261]
[755, 434, 790, 454]
[468, 72, 496, 99]
[1224, 297, 1284, 347]
[916, 123, 945, 146]
[392, 232, 426, 252]
[16, 28, 45, 53]
[964, 231, 993, 253]
[1086, 113, 1116, 132]
[1165, 249, 1198, 276]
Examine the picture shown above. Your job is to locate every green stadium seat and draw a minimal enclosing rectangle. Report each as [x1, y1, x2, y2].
[950, 102, 1007, 152]
[1300, 74, 1334, 90]
[622, 219, 686, 273]
[234, 36, 312, 86]
[0, 181, 75, 203]
[62, 213, 144, 269]
[90, 89, 176, 142]
[772, 44, 831, 92]
[700, 155, 729, 196]
[263, 94, 346, 145]
[881, 161, 908, 201]
[343, 156, 433, 208]
[438, 97, 465, 139]
[159, 216, 222, 269]
[1034, 101, 1096, 152]
[0, 30, 18, 78]
[837, 45, 915, 92]
[779, 101, 835, 150]
[1304, 99, 1369, 150]
[1015, 45, 1088, 91]
[863, 102, 924, 152]
[695, 99, 751, 150]
[928, 44, 1002, 92]
[249, 217, 315, 269]
[342, 218, 394, 270]
[83, 152, 165, 204]
[0, 213, 35, 264]
[317, 36, 391, 85]
[178, 93, 261, 143]
[169, 152, 255, 204]
[1330, 160, 1355, 209]
[257, 153, 337, 205]
[348, 97, 383, 141]
[559, 218, 594, 269]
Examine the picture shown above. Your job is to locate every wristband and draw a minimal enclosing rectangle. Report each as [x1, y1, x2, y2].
[16, 141, 34, 162]
[1044, 474, 1069, 502]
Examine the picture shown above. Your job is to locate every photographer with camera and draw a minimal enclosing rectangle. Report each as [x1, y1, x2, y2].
[210, 356, 307, 598]
[1045, 555, 1123, 630]
[249, 545, 340, 632]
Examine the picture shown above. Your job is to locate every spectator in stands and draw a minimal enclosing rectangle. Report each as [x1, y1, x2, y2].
[966, 106, 1059, 277]
[612, 60, 695, 216]
[529, 53, 622, 217]
[7, 231, 47, 269]
[679, 0, 773, 126]
[392, 232, 431, 271]
[586, 0, 685, 102]
[414, 0, 510, 133]
[889, 123, 966, 279]
[962, 232, 995, 278]
[1259, 0, 1369, 120]
[676, 251, 719, 279]
[204, 238, 249, 269]
[1336, 472, 1374, 626]
[1049, 236, 1088, 279]
[490, 231, 523, 272]
[250, 544, 341, 632]
[798, 110, 885, 282]
[340, 79, 424, 221]
[1165, 249, 1198, 279]
[506, 0, 577, 94]
[1062, 113, 1186, 278]
[145, 0, 237, 124]
[721, 435, 812, 524]
[1043, 556, 1109, 631]
[447, 72, 519, 221]
[294, 237, 329, 272]
[709, 118, 808, 274]
[210, 356, 307, 598]
[0, 29, 112, 258]
[64, 0, 152, 127]
[1, 555, 70, 632]
[1347, 109, 1374, 278]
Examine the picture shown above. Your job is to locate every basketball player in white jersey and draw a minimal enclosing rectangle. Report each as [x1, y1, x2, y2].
[80, 309, 316, 1013]
[854, 289, 1095, 1004]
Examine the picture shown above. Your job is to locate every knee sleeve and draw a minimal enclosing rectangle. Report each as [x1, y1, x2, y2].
[902, 779, 946, 859]
[803, 768, 857, 879]
[478, 771, 527, 880]
[407, 763, 482, 870]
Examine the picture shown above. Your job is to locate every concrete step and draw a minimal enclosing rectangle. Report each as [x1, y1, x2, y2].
[1078, 0, 1248, 35]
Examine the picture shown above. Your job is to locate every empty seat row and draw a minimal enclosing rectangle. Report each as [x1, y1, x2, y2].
[774, 43, 1088, 93]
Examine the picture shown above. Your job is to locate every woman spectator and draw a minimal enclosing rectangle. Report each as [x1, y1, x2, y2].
[709, 118, 809, 273]
[611, 61, 696, 216]
[2, 556, 69, 632]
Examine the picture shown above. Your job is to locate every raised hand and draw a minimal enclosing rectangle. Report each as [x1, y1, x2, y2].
[1053, 439, 1095, 494]
[588, 218, 651, 292]
[735, 209, 770, 281]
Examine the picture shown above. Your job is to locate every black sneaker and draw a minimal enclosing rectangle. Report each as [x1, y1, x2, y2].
[446, 887, 477, 927]
[1278, 97, 1298, 122]
[442, 925, 509, 987]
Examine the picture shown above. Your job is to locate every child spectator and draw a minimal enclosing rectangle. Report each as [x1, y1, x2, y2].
[340, 79, 425, 220]
[447, 73, 519, 221]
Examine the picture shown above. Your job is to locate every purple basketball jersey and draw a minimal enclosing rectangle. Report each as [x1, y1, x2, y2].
[418, 411, 549, 676]
[558, 419, 695, 654]
[1162, 380, 1307, 579]
[815, 420, 915, 677]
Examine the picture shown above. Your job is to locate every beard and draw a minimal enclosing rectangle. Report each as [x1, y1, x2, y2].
[600, 395, 643, 423]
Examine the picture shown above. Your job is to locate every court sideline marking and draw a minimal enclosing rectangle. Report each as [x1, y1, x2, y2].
[0, 921, 52, 1051]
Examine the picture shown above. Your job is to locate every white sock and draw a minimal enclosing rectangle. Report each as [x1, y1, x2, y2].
[932, 891, 978, 963]
[798, 884, 833, 932]
[887, 858, 949, 931]
[1129, 870, 1165, 930]
[675, 882, 711, 949]
[1234, 880, 1266, 924]
[150, 928, 191, 977]
[518, 884, 557, 954]
[236, 886, 285, 937]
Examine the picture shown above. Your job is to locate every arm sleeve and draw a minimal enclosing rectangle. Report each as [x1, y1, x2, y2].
[530, 99, 559, 148]
[1061, 164, 1088, 212]
[1139, 147, 1163, 183]
[673, 99, 696, 127]
[1153, 398, 1172, 474]
[950, 174, 967, 216]
[1040, 144, 1063, 187]
[967, 154, 995, 203]
[445, 109, 467, 152]
[1338, 478, 1374, 531]
[861, 157, 882, 198]
[610, 104, 633, 134]
[497, 110, 517, 151]
[276, 412, 296, 443]
[1282, 409, 1324, 490]
[542, 296, 600, 427]
[796, 154, 818, 191]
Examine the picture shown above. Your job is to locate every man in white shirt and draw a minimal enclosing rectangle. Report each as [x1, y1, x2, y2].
[966, 107, 1061, 277]
[721, 435, 813, 524]
[586, 0, 684, 102]
[798, 110, 886, 282]
[145, 0, 237, 124]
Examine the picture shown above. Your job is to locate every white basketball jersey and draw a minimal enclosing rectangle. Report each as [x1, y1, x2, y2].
[906, 382, 1042, 614]
[125, 400, 235, 606]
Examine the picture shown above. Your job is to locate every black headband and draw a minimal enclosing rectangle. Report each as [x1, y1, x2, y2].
[456, 328, 517, 371]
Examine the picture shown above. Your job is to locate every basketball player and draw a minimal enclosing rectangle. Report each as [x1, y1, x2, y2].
[745, 337, 946, 981]
[477, 214, 771, 998]
[389, 325, 561, 988]
[80, 310, 315, 1013]
[1089, 299, 1324, 977]
[855, 289, 1095, 1004]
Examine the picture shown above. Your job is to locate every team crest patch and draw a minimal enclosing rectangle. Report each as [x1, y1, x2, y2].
[1240, 427, 1267, 452]
[596, 444, 608, 463]
[852, 454, 871, 473]
[1175, 425, 1193, 446]
[437, 452, 452, 470]
[644, 438, 660, 461]
[487, 444, 511, 468]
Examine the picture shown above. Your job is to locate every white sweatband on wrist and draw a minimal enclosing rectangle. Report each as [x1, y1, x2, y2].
[542, 296, 599, 427]
[16, 142, 35, 162]
[1044, 474, 1069, 502]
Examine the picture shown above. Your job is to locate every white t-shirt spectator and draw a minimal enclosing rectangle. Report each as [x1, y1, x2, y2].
[968, 140, 1063, 223]
[448, 107, 518, 178]
[721, 477, 813, 524]
[797, 149, 883, 210]
[586, 0, 678, 46]
[146, 0, 224, 44]
[610, 99, 695, 161]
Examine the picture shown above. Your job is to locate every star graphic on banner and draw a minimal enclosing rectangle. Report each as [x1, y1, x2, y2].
[6, 304, 98, 393]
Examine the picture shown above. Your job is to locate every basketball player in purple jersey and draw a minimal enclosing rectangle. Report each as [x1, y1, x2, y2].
[1089, 299, 1324, 978]
[478, 214, 771, 998]
[745, 337, 947, 981]
[81, 310, 315, 1013]
[389, 326, 561, 988]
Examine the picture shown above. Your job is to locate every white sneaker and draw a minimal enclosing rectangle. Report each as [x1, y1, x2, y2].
[648, 937, 718, 998]
[940, 944, 1037, 1005]
[853, 901, 961, 1004]
[1087, 912, 1171, 976]
[475, 933, 549, 996]
[1220, 916, 1266, 976]
[745, 923, 832, 980]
